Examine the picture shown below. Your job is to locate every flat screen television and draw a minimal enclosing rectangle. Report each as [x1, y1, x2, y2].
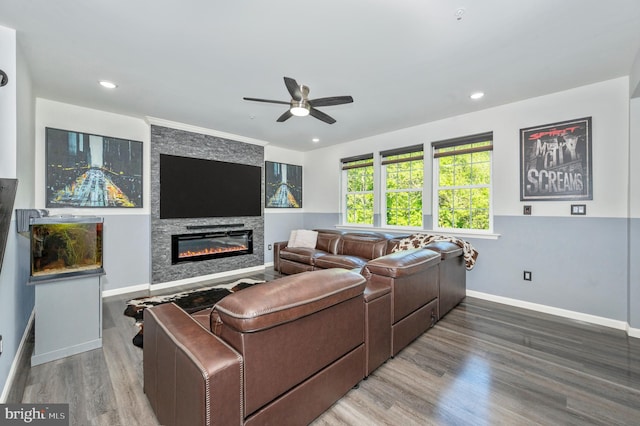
[160, 154, 262, 219]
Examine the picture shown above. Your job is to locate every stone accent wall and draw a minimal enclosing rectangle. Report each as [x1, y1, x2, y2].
[150, 125, 264, 284]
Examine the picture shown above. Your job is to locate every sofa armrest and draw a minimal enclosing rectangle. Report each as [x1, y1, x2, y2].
[144, 303, 243, 426]
[273, 240, 289, 271]
[362, 248, 440, 279]
[424, 241, 463, 259]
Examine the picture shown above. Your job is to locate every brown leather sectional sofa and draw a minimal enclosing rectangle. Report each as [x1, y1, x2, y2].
[143, 230, 467, 425]
[274, 230, 466, 320]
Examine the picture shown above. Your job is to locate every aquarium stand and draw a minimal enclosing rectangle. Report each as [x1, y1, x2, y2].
[31, 272, 104, 366]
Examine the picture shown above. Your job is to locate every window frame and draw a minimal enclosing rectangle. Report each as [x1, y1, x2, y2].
[341, 154, 375, 226]
[381, 144, 424, 229]
[432, 132, 494, 234]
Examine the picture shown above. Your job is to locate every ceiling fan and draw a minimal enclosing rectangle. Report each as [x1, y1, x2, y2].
[243, 77, 353, 124]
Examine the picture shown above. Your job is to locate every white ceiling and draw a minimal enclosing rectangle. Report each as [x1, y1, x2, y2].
[1, 0, 640, 152]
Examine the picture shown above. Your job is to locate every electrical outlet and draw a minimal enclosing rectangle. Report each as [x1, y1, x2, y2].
[523, 271, 532, 281]
[0, 334, 3, 356]
[268, 244, 272, 250]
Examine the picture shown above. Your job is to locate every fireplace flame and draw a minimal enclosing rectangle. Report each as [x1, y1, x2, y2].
[178, 245, 248, 259]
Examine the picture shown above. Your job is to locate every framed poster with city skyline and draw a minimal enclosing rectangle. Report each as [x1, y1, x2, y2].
[520, 117, 592, 201]
[46, 127, 143, 208]
[265, 161, 302, 208]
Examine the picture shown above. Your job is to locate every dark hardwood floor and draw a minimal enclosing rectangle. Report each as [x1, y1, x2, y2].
[16, 269, 640, 425]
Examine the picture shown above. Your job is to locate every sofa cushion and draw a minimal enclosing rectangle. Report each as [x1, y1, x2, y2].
[315, 231, 342, 254]
[338, 233, 390, 260]
[363, 248, 440, 279]
[313, 254, 368, 270]
[424, 241, 463, 259]
[213, 269, 366, 333]
[280, 259, 315, 275]
[280, 247, 328, 265]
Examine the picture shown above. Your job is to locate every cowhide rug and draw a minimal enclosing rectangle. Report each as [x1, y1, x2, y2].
[123, 278, 264, 348]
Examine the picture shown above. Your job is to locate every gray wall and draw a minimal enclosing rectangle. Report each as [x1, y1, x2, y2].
[0, 32, 35, 401]
[150, 125, 264, 284]
[302, 213, 629, 322]
[630, 218, 640, 327]
[467, 216, 628, 321]
[100, 214, 150, 292]
[0, 221, 33, 400]
[264, 212, 304, 264]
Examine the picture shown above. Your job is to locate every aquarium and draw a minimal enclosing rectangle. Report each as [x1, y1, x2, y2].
[30, 216, 104, 282]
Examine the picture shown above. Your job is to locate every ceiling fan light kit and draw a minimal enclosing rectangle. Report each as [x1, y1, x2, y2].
[244, 76, 353, 124]
[290, 100, 310, 117]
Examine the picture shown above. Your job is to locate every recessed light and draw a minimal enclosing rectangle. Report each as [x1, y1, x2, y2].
[99, 80, 117, 89]
[470, 92, 484, 100]
[312, 138, 320, 143]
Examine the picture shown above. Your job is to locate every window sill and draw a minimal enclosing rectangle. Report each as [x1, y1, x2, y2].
[335, 225, 500, 240]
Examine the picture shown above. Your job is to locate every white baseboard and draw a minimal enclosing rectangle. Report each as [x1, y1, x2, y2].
[467, 290, 635, 336]
[31, 338, 102, 367]
[0, 310, 35, 403]
[102, 283, 149, 298]
[627, 325, 640, 338]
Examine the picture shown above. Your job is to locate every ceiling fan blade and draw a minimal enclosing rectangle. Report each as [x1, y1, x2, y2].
[276, 109, 293, 122]
[309, 96, 354, 108]
[243, 97, 290, 105]
[309, 107, 336, 124]
[284, 77, 302, 101]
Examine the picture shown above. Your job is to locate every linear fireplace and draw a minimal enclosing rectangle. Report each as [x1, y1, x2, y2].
[171, 230, 253, 264]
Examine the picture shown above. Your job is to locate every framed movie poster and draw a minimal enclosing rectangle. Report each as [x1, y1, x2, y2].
[265, 161, 302, 208]
[520, 117, 592, 201]
[46, 128, 143, 208]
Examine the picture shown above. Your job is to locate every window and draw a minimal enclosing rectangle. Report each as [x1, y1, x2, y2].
[381, 145, 424, 227]
[341, 154, 374, 225]
[433, 132, 493, 232]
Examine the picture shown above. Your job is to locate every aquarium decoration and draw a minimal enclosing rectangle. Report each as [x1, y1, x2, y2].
[29, 216, 104, 283]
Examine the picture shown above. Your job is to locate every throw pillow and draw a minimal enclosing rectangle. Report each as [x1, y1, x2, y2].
[288, 229, 318, 248]
[288, 230, 299, 247]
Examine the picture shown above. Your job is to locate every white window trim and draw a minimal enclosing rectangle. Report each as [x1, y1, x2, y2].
[334, 224, 500, 239]
[381, 148, 424, 228]
[432, 142, 494, 234]
[341, 164, 375, 226]
[381, 168, 424, 228]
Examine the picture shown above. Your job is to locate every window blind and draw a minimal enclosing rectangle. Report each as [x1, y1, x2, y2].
[341, 153, 374, 170]
[432, 132, 493, 158]
[380, 144, 424, 166]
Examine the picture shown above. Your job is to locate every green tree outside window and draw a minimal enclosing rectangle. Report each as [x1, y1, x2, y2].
[343, 158, 374, 225]
[435, 138, 492, 231]
[383, 150, 423, 227]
